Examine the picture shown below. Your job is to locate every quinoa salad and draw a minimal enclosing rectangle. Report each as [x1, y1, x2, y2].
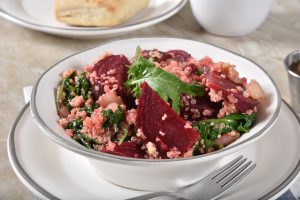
[56, 47, 265, 159]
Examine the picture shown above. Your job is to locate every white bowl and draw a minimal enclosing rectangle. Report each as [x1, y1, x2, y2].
[190, 0, 273, 37]
[31, 38, 281, 191]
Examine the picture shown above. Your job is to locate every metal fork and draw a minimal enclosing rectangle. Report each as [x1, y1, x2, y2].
[128, 156, 256, 200]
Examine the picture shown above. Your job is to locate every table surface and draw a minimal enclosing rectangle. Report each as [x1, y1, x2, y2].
[1, 0, 300, 199]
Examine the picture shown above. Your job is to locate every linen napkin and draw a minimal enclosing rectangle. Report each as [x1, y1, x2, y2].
[22, 86, 298, 199]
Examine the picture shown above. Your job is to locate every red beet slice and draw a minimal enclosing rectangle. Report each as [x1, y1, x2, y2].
[91, 54, 135, 108]
[180, 94, 222, 121]
[167, 50, 191, 62]
[141, 49, 191, 63]
[141, 50, 172, 63]
[94, 54, 130, 82]
[101, 142, 145, 158]
[205, 71, 258, 112]
[205, 71, 244, 91]
[233, 93, 258, 112]
[137, 83, 200, 154]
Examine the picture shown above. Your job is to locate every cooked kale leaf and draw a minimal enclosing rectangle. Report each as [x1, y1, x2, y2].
[192, 113, 256, 155]
[76, 72, 91, 100]
[84, 102, 99, 117]
[57, 71, 91, 111]
[101, 106, 124, 131]
[66, 119, 98, 149]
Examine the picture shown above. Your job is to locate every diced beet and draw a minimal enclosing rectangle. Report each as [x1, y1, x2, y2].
[141, 50, 172, 63]
[180, 94, 222, 121]
[91, 80, 104, 100]
[141, 49, 191, 63]
[137, 83, 200, 154]
[94, 54, 130, 83]
[205, 71, 258, 112]
[91, 54, 130, 100]
[90, 54, 135, 108]
[101, 142, 145, 158]
[167, 50, 191, 62]
[183, 63, 198, 75]
[205, 71, 244, 91]
[118, 87, 137, 109]
[233, 93, 258, 112]
[58, 105, 69, 118]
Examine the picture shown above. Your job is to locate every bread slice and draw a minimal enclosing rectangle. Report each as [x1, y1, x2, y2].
[55, 0, 149, 27]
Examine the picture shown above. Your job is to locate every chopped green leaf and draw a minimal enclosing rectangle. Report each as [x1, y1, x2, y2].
[126, 46, 205, 113]
[66, 119, 83, 131]
[101, 106, 124, 131]
[60, 77, 76, 111]
[76, 72, 91, 100]
[192, 113, 256, 155]
[84, 102, 99, 117]
[72, 134, 99, 149]
[66, 119, 98, 149]
[118, 128, 128, 145]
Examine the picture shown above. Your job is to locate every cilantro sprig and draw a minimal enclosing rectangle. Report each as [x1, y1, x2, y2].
[126, 47, 205, 113]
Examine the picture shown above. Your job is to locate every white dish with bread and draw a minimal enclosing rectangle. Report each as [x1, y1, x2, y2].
[0, 0, 187, 38]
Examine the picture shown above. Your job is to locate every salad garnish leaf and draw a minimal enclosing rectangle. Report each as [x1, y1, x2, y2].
[126, 46, 205, 113]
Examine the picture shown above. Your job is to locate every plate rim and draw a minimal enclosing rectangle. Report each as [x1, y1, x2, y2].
[7, 100, 300, 199]
[0, 0, 187, 33]
[7, 103, 59, 200]
[30, 37, 282, 164]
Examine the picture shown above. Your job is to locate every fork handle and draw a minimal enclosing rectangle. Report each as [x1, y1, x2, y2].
[127, 192, 184, 200]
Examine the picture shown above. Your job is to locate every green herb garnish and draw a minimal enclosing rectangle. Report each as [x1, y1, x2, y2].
[126, 47, 205, 113]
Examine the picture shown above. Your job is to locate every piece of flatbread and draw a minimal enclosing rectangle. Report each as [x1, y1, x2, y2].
[55, 0, 149, 26]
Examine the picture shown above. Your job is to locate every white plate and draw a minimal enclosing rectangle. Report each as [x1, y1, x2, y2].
[7, 101, 300, 200]
[0, 0, 187, 39]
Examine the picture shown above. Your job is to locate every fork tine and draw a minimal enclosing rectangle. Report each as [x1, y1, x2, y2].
[209, 155, 243, 179]
[213, 157, 247, 183]
[218, 160, 251, 186]
[221, 163, 256, 190]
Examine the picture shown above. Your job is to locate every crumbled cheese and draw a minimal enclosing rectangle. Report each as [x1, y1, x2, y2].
[146, 142, 159, 158]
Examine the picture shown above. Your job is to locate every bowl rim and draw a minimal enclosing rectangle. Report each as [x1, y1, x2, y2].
[30, 37, 281, 164]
